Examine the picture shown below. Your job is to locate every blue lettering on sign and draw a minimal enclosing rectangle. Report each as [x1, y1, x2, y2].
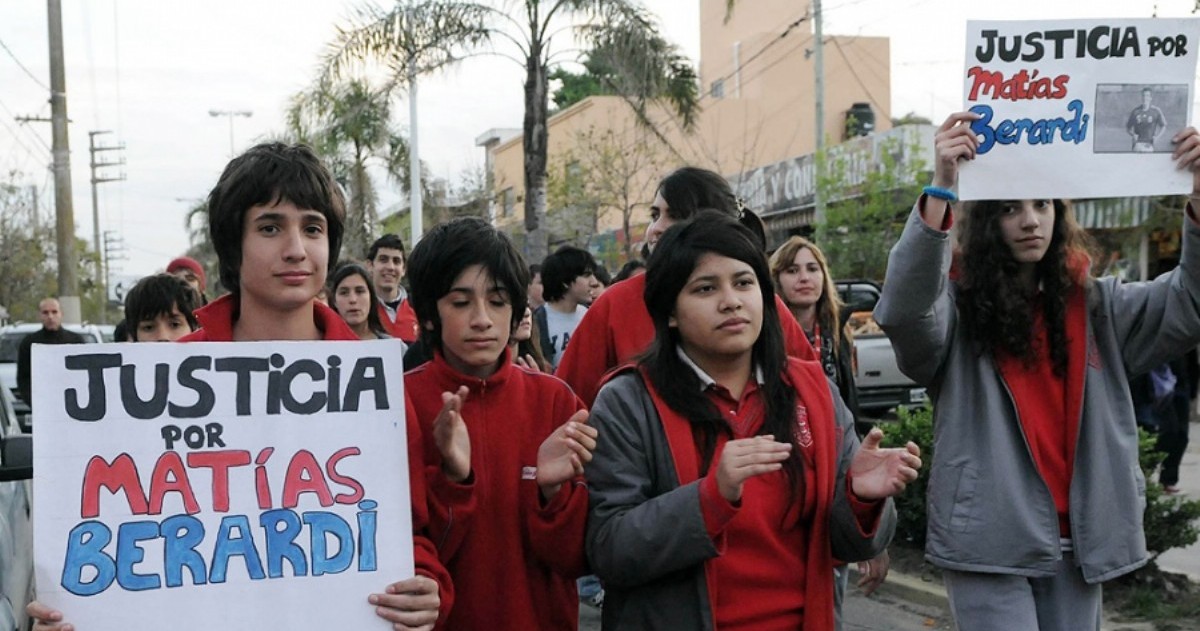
[970, 99, 1090, 154]
[59, 502, 380, 596]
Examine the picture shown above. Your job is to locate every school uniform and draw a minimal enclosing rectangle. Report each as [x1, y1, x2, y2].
[875, 201, 1200, 630]
[585, 356, 894, 630]
[377, 296, 419, 343]
[182, 294, 455, 620]
[406, 349, 589, 631]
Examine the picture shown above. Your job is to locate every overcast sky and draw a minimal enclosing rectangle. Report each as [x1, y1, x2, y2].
[1, 0, 1196, 279]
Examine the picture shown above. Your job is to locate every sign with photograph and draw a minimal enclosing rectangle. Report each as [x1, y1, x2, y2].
[959, 19, 1200, 200]
[32, 340, 412, 630]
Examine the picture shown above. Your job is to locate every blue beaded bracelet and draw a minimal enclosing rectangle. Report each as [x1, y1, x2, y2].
[923, 185, 957, 202]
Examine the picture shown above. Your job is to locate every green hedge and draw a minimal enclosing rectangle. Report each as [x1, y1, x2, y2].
[880, 406, 1200, 561]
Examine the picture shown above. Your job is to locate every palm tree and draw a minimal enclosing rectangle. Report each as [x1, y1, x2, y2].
[286, 79, 414, 258]
[324, 0, 491, 244]
[487, 0, 699, 261]
[323, 0, 699, 262]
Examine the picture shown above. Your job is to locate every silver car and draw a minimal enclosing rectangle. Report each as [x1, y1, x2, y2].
[0, 387, 31, 631]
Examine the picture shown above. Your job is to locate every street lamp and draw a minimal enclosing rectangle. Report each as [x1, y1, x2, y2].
[208, 109, 253, 157]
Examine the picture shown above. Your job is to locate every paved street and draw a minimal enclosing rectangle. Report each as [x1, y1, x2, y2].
[578, 584, 954, 631]
[579, 421, 1200, 630]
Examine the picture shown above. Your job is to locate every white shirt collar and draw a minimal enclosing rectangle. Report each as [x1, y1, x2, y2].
[675, 346, 765, 392]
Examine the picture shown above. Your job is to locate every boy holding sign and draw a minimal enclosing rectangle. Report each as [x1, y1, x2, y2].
[876, 113, 1200, 630]
[403, 217, 598, 631]
[29, 143, 451, 631]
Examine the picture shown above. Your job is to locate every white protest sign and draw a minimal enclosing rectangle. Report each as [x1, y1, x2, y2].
[32, 340, 412, 630]
[959, 19, 1200, 200]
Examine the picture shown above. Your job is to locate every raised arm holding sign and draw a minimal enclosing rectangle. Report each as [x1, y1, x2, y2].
[875, 19, 1200, 630]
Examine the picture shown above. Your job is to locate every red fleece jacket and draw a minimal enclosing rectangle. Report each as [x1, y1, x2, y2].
[406, 350, 589, 631]
[556, 274, 818, 407]
[181, 295, 455, 621]
[995, 288, 1087, 537]
[376, 299, 419, 343]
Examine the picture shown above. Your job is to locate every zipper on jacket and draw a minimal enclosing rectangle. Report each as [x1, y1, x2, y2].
[992, 356, 1064, 562]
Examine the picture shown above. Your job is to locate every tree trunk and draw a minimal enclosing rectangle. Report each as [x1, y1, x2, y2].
[622, 198, 634, 260]
[523, 38, 549, 263]
[348, 158, 372, 259]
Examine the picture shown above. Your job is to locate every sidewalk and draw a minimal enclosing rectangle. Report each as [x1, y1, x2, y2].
[1156, 420, 1200, 580]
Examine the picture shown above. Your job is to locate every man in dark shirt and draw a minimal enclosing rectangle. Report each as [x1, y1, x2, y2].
[16, 297, 85, 405]
[1127, 88, 1167, 152]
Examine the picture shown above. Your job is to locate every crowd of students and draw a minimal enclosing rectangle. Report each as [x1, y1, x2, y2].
[24, 110, 1200, 631]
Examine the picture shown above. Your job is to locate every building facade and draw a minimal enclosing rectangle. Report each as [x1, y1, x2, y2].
[480, 0, 893, 263]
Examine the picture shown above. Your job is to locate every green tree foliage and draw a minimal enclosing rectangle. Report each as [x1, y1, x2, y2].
[549, 61, 609, 111]
[880, 405, 934, 546]
[883, 406, 1200, 563]
[0, 175, 56, 322]
[816, 134, 927, 282]
[321, 1, 698, 262]
[1138, 429, 1200, 562]
[287, 78, 416, 259]
[381, 167, 491, 244]
[891, 111, 933, 126]
[183, 201, 220, 295]
[546, 126, 668, 264]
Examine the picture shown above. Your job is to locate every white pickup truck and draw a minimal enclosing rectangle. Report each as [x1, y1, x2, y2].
[836, 280, 927, 417]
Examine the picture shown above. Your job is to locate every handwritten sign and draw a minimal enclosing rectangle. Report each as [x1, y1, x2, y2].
[959, 19, 1200, 200]
[32, 341, 411, 629]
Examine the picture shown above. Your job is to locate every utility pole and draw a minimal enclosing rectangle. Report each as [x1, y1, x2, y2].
[103, 230, 127, 304]
[405, 3, 424, 244]
[408, 58, 423, 243]
[88, 131, 126, 324]
[812, 0, 826, 225]
[48, 0, 81, 323]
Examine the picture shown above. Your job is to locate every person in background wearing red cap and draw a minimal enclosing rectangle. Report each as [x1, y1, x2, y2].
[166, 255, 209, 306]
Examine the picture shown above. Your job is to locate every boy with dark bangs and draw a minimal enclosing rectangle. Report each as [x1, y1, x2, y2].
[123, 273, 199, 342]
[28, 142, 452, 631]
[404, 217, 598, 631]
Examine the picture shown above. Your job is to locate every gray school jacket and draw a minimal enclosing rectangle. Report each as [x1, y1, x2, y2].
[875, 206, 1200, 583]
[584, 372, 896, 630]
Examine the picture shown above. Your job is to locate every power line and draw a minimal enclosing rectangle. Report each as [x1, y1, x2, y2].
[0, 118, 44, 172]
[698, 11, 809, 103]
[831, 38, 889, 119]
[0, 97, 52, 159]
[0, 36, 50, 91]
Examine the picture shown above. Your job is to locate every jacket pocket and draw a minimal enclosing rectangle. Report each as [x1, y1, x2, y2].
[947, 464, 980, 533]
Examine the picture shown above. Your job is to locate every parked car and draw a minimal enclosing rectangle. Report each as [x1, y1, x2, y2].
[0, 386, 32, 631]
[0, 324, 103, 430]
[95, 324, 116, 343]
[835, 280, 926, 416]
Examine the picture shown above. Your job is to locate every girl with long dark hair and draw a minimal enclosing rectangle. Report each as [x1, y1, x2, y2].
[586, 212, 919, 630]
[876, 113, 1200, 630]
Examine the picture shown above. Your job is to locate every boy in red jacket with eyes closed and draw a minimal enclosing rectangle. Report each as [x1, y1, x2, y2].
[404, 217, 598, 631]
